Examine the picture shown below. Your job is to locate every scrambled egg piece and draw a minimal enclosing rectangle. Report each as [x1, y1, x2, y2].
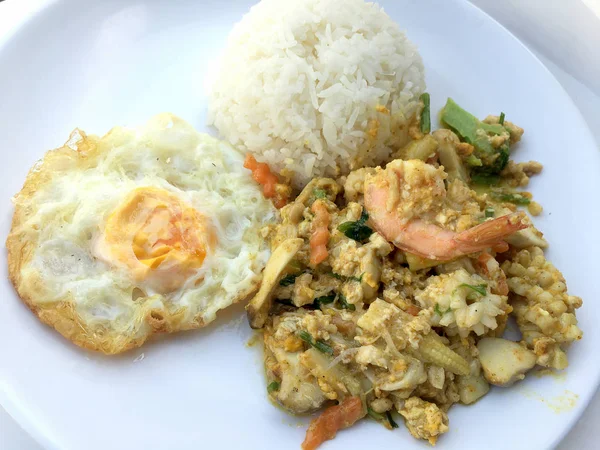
[399, 397, 449, 445]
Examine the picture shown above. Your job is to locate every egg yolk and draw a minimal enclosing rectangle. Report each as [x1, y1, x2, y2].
[98, 187, 215, 291]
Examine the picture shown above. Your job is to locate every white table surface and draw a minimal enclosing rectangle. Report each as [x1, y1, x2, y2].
[1, 1, 599, 449]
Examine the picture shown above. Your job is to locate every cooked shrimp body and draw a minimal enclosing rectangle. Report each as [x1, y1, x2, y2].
[364, 159, 527, 260]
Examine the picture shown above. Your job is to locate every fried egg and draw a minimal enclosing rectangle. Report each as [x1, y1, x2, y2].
[7, 114, 276, 354]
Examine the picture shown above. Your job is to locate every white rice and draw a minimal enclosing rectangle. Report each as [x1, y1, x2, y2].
[208, 0, 426, 187]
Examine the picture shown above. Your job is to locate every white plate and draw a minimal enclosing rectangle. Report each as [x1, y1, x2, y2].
[0, 1, 598, 449]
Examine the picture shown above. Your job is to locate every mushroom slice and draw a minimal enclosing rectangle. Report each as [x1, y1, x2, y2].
[246, 238, 304, 329]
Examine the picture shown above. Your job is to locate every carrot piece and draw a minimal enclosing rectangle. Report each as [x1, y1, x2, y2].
[262, 173, 278, 198]
[243, 153, 258, 171]
[309, 200, 330, 266]
[243, 154, 288, 208]
[254, 163, 270, 183]
[301, 397, 365, 450]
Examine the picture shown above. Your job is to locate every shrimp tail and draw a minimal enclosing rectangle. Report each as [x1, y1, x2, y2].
[393, 212, 527, 261]
[453, 212, 527, 253]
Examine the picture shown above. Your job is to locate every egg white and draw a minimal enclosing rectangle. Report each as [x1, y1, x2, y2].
[7, 114, 276, 354]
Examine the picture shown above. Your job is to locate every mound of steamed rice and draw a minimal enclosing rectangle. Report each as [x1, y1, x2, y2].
[208, 0, 426, 188]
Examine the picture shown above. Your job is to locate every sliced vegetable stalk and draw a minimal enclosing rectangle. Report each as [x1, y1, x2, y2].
[440, 98, 510, 174]
[470, 173, 500, 186]
[490, 190, 531, 205]
[465, 154, 483, 167]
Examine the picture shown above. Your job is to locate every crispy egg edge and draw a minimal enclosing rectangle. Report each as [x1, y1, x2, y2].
[6, 120, 262, 355]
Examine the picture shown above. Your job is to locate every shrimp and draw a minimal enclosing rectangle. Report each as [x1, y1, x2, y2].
[309, 199, 330, 266]
[364, 159, 527, 261]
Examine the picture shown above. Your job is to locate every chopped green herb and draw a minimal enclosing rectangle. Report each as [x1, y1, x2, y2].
[499, 112, 505, 126]
[420, 93, 431, 134]
[350, 273, 365, 283]
[338, 294, 356, 311]
[328, 272, 364, 283]
[314, 340, 334, 355]
[314, 293, 336, 308]
[314, 188, 327, 199]
[267, 381, 280, 393]
[490, 190, 531, 205]
[338, 210, 373, 243]
[279, 273, 299, 286]
[298, 330, 313, 344]
[470, 173, 500, 186]
[386, 411, 399, 429]
[484, 207, 495, 218]
[298, 331, 334, 355]
[434, 303, 451, 316]
[459, 283, 487, 296]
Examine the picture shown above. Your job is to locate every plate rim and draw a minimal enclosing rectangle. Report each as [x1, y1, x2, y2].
[0, 1, 598, 449]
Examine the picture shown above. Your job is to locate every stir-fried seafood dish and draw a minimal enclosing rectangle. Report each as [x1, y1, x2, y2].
[247, 98, 582, 448]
